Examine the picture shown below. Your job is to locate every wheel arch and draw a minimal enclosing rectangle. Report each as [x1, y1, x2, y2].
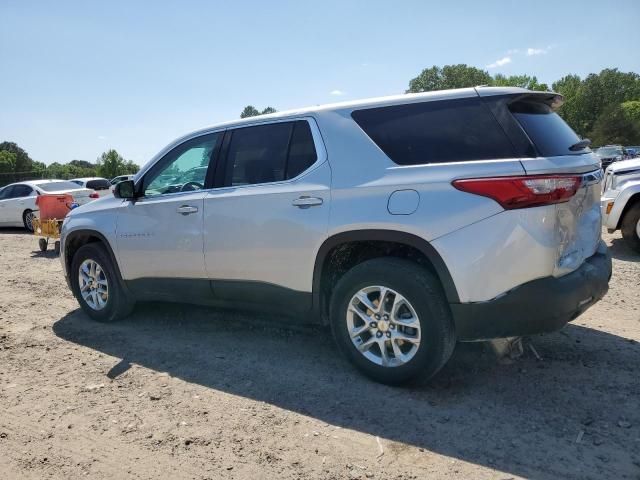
[617, 192, 640, 230]
[312, 230, 460, 321]
[64, 229, 124, 286]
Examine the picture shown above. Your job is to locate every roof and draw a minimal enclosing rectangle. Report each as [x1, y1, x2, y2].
[187, 86, 537, 137]
[69, 177, 108, 182]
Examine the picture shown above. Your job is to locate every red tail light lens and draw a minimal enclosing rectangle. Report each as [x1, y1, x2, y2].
[452, 175, 581, 209]
[89, 192, 99, 199]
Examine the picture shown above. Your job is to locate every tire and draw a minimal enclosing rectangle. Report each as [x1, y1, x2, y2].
[621, 202, 640, 253]
[70, 243, 135, 322]
[54, 241, 60, 256]
[38, 238, 48, 252]
[329, 258, 456, 386]
[23, 209, 35, 232]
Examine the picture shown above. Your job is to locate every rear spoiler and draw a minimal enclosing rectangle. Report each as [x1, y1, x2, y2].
[475, 87, 564, 110]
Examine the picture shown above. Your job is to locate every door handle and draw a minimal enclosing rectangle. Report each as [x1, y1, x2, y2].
[176, 205, 199, 215]
[292, 196, 323, 208]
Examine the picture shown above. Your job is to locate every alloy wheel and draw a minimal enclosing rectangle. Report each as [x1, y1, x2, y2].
[346, 285, 421, 367]
[78, 259, 109, 310]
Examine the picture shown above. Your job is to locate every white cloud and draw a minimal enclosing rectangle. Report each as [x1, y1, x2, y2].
[330, 89, 345, 96]
[486, 56, 512, 69]
[526, 47, 548, 56]
[97, 135, 107, 140]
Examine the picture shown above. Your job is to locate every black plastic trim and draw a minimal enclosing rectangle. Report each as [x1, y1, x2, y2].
[312, 230, 460, 313]
[451, 248, 612, 341]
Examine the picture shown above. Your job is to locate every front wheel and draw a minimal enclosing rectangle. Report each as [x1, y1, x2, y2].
[70, 243, 135, 322]
[330, 258, 456, 385]
[621, 203, 640, 253]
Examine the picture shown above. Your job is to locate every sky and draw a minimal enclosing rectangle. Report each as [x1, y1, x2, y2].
[1, 0, 639, 167]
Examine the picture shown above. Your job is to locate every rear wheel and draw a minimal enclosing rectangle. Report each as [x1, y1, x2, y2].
[621, 202, 640, 253]
[70, 243, 135, 322]
[23, 209, 35, 232]
[330, 258, 456, 385]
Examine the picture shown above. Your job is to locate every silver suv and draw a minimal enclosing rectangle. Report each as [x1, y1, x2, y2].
[60, 87, 612, 385]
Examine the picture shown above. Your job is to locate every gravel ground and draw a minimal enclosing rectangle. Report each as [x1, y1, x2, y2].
[0, 228, 638, 480]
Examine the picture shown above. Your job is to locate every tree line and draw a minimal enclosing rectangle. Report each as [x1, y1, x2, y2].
[240, 65, 640, 145]
[0, 144, 139, 187]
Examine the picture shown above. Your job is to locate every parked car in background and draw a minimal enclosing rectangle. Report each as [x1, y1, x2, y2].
[70, 177, 112, 197]
[625, 146, 640, 158]
[109, 175, 134, 186]
[602, 157, 640, 252]
[595, 145, 627, 170]
[0, 180, 98, 231]
[60, 87, 611, 385]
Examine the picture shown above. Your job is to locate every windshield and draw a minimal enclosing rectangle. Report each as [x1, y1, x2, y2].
[37, 181, 84, 192]
[596, 147, 622, 157]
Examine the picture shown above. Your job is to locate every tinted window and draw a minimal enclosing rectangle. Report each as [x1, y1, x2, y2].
[86, 179, 111, 190]
[0, 186, 13, 199]
[351, 98, 515, 165]
[143, 133, 221, 196]
[286, 121, 318, 179]
[70, 180, 83, 186]
[37, 181, 82, 192]
[224, 121, 317, 186]
[11, 184, 33, 197]
[510, 101, 586, 156]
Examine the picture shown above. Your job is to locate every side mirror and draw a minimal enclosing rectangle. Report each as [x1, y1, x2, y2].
[114, 180, 136, 199]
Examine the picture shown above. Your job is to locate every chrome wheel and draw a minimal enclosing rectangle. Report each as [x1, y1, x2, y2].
[346, 286, 421, 367]
[24, 211, 35, 231]
[78, 259, 109, 311]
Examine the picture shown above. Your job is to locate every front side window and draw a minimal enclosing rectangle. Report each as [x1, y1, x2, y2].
[351, 98, 515, 165]
[11, 185, 33, 197]
[224, 120, 317, 186]
[143, 133, 221, 197]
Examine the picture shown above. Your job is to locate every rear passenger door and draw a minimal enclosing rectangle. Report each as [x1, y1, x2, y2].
[203, 118, 330, 303]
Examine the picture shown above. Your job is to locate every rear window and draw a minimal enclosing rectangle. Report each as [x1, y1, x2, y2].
[37, 181, 83, 192]
[351, 97, 515, 165]
[86, 179, 110, 190]
[510, 101, 587, 156]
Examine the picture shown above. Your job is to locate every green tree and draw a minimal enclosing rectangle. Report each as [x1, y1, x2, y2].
[621, 100, 640, 125]
[590, 104, 640, 146]
[96, 149, 139, 179]
[0, 141, 33, 173]
[240, 105, 277, 118]
[240, 105, 261, 118]
[492, 74, 549, 91]
[407, 64, 492, 93]
[0, 150, 17, 174]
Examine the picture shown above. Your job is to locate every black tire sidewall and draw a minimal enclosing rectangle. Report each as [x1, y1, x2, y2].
[70, 243, 124, 322]
[330, 258, 455, 385]
[621, 203, 640, 253]
[23, 210, 34, 232]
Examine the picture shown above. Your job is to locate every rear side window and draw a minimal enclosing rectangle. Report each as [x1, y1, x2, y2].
[351, 97, 515, 165]
[86, 179, 110, 190]
[224, 120, 317, 186]
[509, 101, 586, 156]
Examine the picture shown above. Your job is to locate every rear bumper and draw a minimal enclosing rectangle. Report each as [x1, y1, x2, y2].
[451, 241, 612, 341]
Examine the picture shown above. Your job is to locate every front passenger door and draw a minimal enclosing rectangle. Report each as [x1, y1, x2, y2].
[116, 132, 222, 281]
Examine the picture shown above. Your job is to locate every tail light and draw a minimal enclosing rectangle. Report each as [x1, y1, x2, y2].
[452, 175, 581, 209]
[89, 192, 99, 199]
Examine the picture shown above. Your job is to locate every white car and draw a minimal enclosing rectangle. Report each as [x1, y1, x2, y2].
[0, 179, 98, 231]
[602, 158, 640, 252]
[70, 177, 113, 198]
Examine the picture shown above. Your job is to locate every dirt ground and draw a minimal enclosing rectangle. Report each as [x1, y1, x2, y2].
[0, 229, 638, 480]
